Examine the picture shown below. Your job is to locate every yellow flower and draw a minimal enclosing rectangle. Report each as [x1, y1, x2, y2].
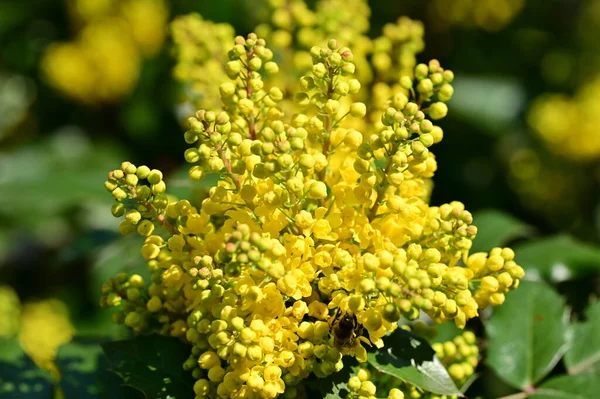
[19, 299, 74, 381]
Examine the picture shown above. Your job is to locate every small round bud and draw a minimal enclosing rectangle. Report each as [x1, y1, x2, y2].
[400, 76, 413, 89]
[147, 169, 163, 185]
[428, 102, 448, 120]
[264, 61, 279, 74]
[225, 60, 242, 78]
[308, 181, 328, 199]
[438, 83, 454, 102]
[249, 57, 262, 71]
[350, 102, 367, 118]
[137, 220, 155, 237]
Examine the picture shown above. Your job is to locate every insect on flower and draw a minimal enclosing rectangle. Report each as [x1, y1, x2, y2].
[330, 308, 371, 351]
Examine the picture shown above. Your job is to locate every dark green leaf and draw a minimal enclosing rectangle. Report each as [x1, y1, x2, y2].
[529, 372, 600, 399]
[485, 280, 569, 389]
[514, 235, 600, 281]
[91, 234, 147, 302]
[58, 340, 104, 398]
[0, 133, 124, 229]
[57, 339, 140, 399]
[367, 329, 461, 396]
[450, 77, 525, 135]
[0, 338, 53, 398]
[102, 335, 195, 399]
[471, 210, 533, 253]
[564, 301, 600, 374]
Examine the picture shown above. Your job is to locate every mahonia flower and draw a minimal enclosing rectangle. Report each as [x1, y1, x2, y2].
[528, 77, 600, 161]
[101, 28, 524, 398]
[18, 299, 74, 381]
[172, 0, 424, 127]
[429, 0, 525, 32]
[171, 13, 235, 113]
[41, 0, 168, 104]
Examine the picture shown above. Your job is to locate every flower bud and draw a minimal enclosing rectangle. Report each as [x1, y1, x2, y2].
[350, 102, 367, 118]
[429, 102, 448, 120]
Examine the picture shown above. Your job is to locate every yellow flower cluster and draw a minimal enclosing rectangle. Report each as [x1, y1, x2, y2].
[171, 13, 235, 113]
[428, 0, 524, 32]
[0, 285, 74, 381]
[101, 27, 523, 398]
[172, 0, 424, 127]
[41, 0, 168, 104]
[19, 300, 74, 381]
[528, 77, 600, 161]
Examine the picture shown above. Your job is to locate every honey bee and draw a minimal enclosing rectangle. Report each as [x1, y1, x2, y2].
[329, 309, 368, 350]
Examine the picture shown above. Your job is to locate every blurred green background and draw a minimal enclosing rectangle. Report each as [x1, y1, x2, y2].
[1, 0, 600, 397]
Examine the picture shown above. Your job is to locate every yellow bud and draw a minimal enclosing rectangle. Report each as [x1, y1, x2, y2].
[489, 292, 505, 306]
[448, 364, 465, 381]
[247, 345, 263, 361]
[350, 102, 367, 118]
[194, 379, 210, 396]
[233, 342, 247, 357]
[357, 368, 370, 382]
[344, 129, 363, 149]
[208, 365, 225, 382]
[359, 381, 377, 396]
[348, 295, 366, 312]
[147, 296, 162, 312]
[308, 181, 328, 199]
[487, 255, 505, 272]
[481, 276, 499, 292]
[359, 279, 375, 294]
[348, 376, 361, 391]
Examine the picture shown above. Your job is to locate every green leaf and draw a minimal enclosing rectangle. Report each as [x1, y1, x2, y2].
[564, 301, 600, 374]
[102, 335, 195, 399]
[0, 338, 53, 398]
[91, 234, 147, 302]
[514, 235, 600, 282]
[367, 329, 461, 396]
[0, 132, 124, 227]
[529, 372, 600, 399]
[57, 339, 140, 399]
[485, 280, 569, 389]
[471, 210, 533, 253]
[450, 76, 525, 135]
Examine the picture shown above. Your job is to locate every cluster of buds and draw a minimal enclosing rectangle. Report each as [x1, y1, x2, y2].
[103, 18, 523, 399]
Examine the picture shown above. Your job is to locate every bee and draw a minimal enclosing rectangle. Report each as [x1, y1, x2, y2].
[329, 308, 368, 350]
